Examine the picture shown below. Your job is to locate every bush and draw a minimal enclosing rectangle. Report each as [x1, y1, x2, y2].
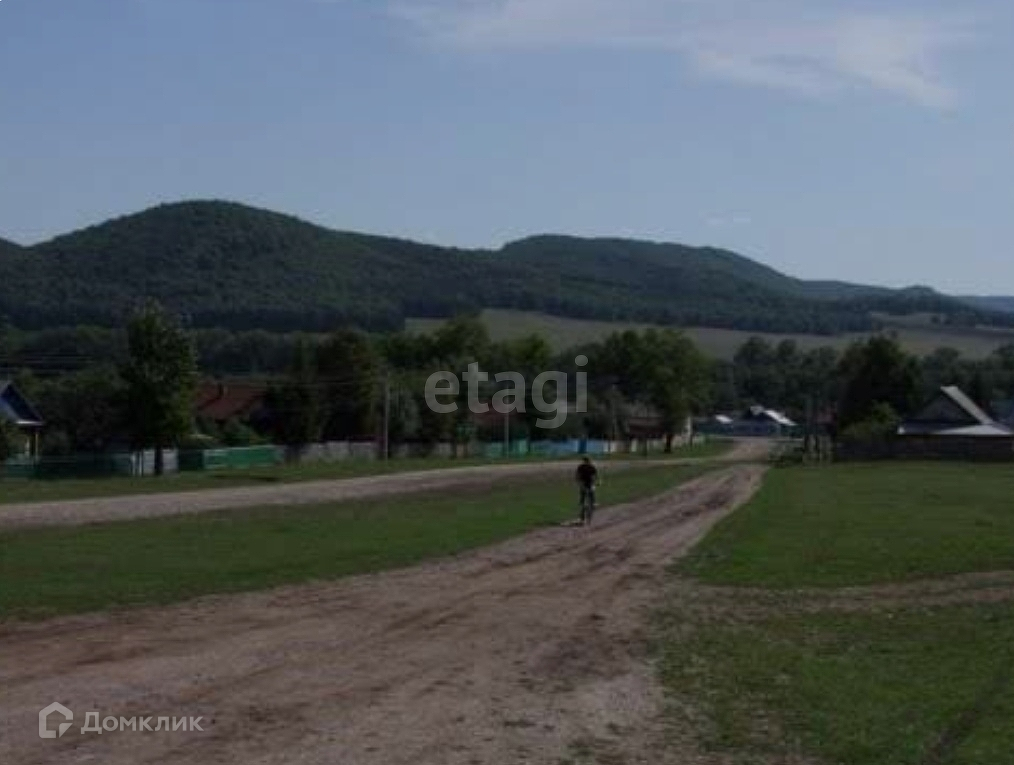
[0, 419, 24, 463]
[221, 418, 263, 447]
[839, 402, 900, 444]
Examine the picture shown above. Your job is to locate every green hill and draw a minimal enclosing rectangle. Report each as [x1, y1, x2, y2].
[0, 237, 23, 256]
[0, 200, 1004, 333]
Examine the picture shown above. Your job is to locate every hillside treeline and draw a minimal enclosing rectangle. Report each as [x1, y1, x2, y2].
[1, 201, 1009, 335]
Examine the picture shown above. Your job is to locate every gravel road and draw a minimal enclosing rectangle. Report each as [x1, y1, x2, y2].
[0, 439, 770, 530]
[0, 463, 766, 765]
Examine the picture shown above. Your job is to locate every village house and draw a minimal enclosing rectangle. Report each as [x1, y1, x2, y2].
[895, 385, 1014, 460]
[194, 381, 271, 430]
[0, 379, 44, 457]
[898, 385, 1012, 438]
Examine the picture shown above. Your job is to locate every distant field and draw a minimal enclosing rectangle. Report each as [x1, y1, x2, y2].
[407, 309, 1014, 359]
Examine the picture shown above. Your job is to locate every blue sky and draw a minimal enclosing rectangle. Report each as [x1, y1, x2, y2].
[1, 0, 1012, 293]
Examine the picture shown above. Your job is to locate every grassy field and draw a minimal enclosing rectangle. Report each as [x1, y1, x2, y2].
[659, 603, 1014, 765]
[408, 309, 1014, 359]
[0, 440, 730, 506]
[660, 462, 1014, 765]
[682, 462, 1014, 588]
[0, 464, 712, 621]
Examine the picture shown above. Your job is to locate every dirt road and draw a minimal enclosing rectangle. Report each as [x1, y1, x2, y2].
[0, 439, 771, 530]
[0, 463, 766, 765]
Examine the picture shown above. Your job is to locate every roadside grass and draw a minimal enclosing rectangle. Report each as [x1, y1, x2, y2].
[657, 602, 1014, 765]
[681, 462, 1014, 588]
[604, 440, 731, 462]
[0, 455, 517, 505]
[0, 464, 713, 621]
[0, 440, 730, 506]
[659, 461, 1014, 765]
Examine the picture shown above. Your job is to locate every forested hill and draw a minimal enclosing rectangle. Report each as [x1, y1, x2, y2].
[0, 200, 1003, 333]
[959, 296, 1014, 315]
[0, 237, 23, 257]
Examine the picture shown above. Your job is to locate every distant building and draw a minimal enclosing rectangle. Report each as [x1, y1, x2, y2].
[195, 381, 271, 428]
[0, 380, 44, 457]
[898, 386, 1012, 438]
[697, 405, 797, 438]
[742, 405, 797, 430]
[855, 385, 1014, 461]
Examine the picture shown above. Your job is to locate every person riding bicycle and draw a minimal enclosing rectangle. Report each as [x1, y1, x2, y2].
[576, 456, 599, 526]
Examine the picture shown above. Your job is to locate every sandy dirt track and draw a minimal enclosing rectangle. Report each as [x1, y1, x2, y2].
[0, 440, 771, 530]
[0, 463, 766, 765]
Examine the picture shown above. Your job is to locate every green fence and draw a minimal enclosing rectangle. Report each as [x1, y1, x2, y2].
[178, 445, 281, 472]
[2, 454, 134, 480]
[480, 439, 530, 459]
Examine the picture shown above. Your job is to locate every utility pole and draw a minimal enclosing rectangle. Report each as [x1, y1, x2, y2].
[383, 373, 391, 462]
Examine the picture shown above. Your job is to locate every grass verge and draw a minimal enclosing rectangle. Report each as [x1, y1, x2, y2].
[657, 602, 1014, 765]
[0, 440, 730, 506]
[659, 461, 1014, 765]
[682, 462, 1014, 588]
[0, 464, 712, 621]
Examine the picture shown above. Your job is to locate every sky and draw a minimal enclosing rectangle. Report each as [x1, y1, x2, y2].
[1, 0, 1013, 293]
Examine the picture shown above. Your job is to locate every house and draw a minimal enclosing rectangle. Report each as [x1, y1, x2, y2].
[696, 405, 797, 438]
[0, 380, 44, 457]
[194, 381, 271, 428]
[743, 405, 797, 430]
[887, 385, 1014, 461]
[898, 386, 1012, 438]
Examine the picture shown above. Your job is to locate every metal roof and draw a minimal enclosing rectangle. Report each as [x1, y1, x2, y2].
[939, 386, 994, 426]
[0, 380, 45, 427]
[899, 386, 1012, 438]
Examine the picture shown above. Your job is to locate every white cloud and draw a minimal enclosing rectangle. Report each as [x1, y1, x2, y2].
[389, 0, 975, 108]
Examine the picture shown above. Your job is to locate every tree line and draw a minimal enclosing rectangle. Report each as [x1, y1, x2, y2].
[7, 305, 1014, 469]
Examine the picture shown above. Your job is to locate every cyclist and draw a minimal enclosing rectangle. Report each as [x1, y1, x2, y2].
[576, 456, 599, 525]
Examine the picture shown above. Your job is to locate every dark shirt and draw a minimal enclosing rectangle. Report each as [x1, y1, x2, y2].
[576, 462, 598, 488]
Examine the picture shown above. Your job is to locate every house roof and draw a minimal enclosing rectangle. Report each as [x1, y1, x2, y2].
[939, 386, 994, 425]
[0, 380, 44, 428]
[899, 385, 1012, 437]
[745, 405, 797, 428]
[195, 381, 270, 422]
[937, 424, 1014, 438]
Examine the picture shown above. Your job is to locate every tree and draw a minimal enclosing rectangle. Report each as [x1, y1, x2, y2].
[267, 339, 323, 456]
[589, 329, 708, 450]
[639, 330, 709, 451]
[221, 417, 262, 447]
[838, 401, 901, 443]
[32, 365, 126, 455]
[837, 336, 921, 430]
[733, 337, 783, 406]
[316, 330, 380, 440]
[0, 418, 22, 465]
[430, 316, 490, 366]
[122, 302, 198, 475]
